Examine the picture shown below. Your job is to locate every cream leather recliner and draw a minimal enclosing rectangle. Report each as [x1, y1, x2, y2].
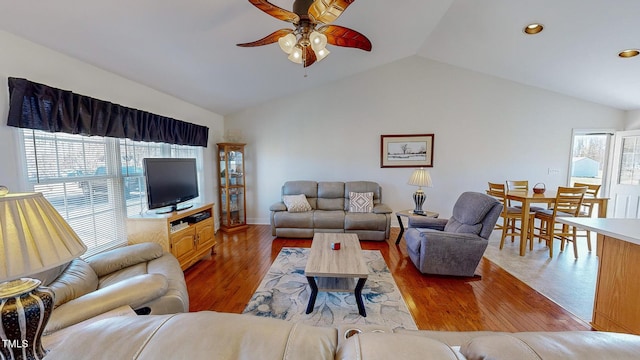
[40, 242, 188, 335]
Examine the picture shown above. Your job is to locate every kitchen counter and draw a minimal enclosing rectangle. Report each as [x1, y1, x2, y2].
[557, 217, 640, 335]
[556, 217, 640, 245]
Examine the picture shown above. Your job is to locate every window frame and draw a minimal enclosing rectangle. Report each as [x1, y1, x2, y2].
[19, 129, 204, 257]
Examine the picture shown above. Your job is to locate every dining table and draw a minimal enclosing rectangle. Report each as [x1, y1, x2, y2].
[505, 189, 609, 256]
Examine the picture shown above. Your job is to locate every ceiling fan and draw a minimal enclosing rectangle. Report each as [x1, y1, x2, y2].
[237, 0, 372, 67]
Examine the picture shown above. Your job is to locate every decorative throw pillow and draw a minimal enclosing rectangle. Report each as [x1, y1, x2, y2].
[349, 192, 374, 213]
[282, 194, 312, 212]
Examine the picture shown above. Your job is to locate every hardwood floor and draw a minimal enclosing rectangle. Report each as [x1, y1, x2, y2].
[184, 225, 592, 332]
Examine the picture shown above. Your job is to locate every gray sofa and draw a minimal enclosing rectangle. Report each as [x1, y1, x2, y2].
[270, 181, 392, 241]
[405, 192, 502, 277]
[40, 242, 188, 335]
[45, 311, 640, 359]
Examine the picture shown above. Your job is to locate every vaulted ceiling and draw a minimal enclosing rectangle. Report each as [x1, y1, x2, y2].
[1, 0, 638, 116]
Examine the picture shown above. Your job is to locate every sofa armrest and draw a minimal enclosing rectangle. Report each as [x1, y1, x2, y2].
[145, 253, 190, 313]
[45, 274, 168, 335]
[461, 332, 640, 360]
[87, 243, 164, 277]
[408, 217, 448, 230]
[270, 202, 287, 212]
[372, 203, 392, 214]
[416, 229, 485, 242]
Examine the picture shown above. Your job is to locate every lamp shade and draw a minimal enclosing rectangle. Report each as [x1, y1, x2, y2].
[309, 31, 328, 51]
[288, 45, 303, 64]
[408, 168, 433, 188]
[0, 192, 86, 282]
[278, 33, 297, 54]
[315, 47, 330, 61]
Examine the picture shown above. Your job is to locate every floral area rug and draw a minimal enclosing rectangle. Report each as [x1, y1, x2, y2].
[243, 247, 417, 330]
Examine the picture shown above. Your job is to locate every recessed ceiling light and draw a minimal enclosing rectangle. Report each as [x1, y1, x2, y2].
[618, 49, 639, 58]
[523, 23, 544, 35]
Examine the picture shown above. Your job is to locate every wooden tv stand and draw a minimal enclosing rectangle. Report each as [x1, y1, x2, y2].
[127, 203, 216, 270]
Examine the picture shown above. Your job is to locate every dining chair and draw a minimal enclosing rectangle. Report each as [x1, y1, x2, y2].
[573, 182, 602, 251]
[533, 186, 587, 258]
[505, 180, 529, 191]
[505, 180, 546, 212]
[487, 182, 507, 231]
[505, 180, 545, 247]
[487, 182, 528, 250]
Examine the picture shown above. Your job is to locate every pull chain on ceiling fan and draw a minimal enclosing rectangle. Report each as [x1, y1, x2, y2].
[237, 0, 372, 68]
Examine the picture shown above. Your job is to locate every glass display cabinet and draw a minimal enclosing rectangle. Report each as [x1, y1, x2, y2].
[217, 143, 248, 233]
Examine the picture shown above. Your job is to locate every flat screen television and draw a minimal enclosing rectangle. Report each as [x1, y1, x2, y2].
[143, 158, 198, 213]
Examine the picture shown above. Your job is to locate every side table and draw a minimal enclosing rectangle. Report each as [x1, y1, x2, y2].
[395, 209, 439, 245]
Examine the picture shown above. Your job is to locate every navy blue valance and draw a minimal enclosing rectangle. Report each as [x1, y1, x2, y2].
[7, 77, 209, 147]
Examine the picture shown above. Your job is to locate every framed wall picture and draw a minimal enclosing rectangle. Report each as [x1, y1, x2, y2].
[380, 134, 434, 168]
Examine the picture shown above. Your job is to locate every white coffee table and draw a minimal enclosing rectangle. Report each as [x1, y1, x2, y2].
[304, 233, 369, 316]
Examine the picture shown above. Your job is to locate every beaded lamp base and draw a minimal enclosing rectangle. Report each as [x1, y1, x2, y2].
[413, 190, 426, 214]
[0, 279, 54, 360]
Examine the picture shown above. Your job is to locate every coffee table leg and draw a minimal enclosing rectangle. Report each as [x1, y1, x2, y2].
[395, 214, 404, 245]
[355, 278, 367, 317]
[306, 276, 318, 314]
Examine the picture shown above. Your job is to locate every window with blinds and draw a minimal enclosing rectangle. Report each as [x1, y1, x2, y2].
[22, 129, 203, 257]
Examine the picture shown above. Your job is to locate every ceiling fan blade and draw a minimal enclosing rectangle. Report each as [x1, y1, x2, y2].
[247, 0, 300, 24]
[308, 0, 355, 24]
[303, 46, 317, 67]
[237, 29, 294, 47]
[317, 25, 372, 51]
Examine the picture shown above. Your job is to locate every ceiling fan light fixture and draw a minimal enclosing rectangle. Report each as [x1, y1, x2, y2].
[278, 33, 297, 54]
[309, 31, 327, 51]
[618, 49, 639, 58]
[523, 23, 544, 35]
[288, 45, 304, 64]
[315, 47, 330, 61]
[238, 0, 371, 68]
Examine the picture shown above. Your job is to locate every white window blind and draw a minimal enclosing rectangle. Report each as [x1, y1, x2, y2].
[22, 129, 203, 257]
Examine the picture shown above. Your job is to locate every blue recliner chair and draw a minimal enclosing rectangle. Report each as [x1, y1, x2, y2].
[404, 192, 502, 277]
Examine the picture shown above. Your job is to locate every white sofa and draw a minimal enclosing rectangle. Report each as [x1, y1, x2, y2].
[45, 311, 640, 359]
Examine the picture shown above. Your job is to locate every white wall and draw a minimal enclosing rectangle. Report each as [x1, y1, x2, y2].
[0, 31, 627, 227]
[226, 56, 626, 224]
[0, 31, 224, 215]
[626, 110, 640, 130]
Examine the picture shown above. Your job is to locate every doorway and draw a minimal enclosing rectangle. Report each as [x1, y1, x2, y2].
[568, 130, 613, 219]
[609, 130, 640, 218]
[569, 130, 613, 189]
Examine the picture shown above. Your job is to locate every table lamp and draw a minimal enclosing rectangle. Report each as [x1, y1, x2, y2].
[0, 191, 87, 360]
[408, 168, 433, 214]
